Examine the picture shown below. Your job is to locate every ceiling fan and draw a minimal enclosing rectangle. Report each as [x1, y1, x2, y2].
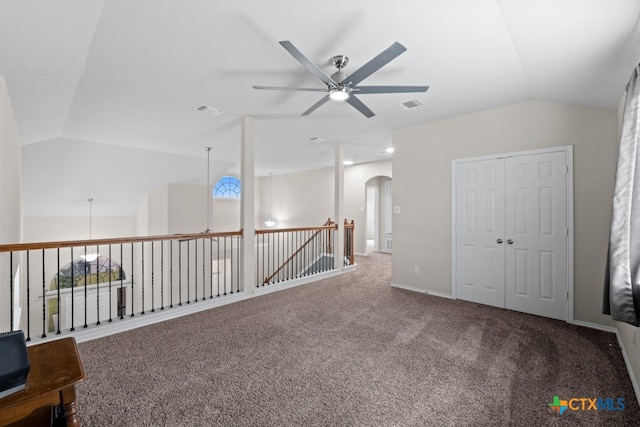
[253, 41, 429, 118]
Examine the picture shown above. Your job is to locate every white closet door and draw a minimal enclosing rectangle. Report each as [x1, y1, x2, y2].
[455, 159, 506, 308]
[504, 151, 568, 321]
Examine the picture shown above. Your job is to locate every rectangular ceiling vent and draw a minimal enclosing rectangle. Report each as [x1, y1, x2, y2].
[397, 98, 424, 110]
[195, 104, 225, 116]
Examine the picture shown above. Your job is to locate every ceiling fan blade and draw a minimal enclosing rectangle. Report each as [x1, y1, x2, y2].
[279, 41, 338, 88]
[342, 42, 407, 86]
[301, 94, 331, 116]
[253, 85, 329, 92]
[345, 95, 375, 118]
[355, 85, 429, 94]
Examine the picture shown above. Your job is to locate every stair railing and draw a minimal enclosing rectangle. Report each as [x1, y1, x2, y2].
[0, 230, 242, 341]
[256, 218, 337, 285]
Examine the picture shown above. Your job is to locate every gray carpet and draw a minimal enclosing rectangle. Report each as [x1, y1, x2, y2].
[76, 252, 639, 426]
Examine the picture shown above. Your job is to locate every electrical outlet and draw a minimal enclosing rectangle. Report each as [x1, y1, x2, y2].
[414, 266, 420, 274]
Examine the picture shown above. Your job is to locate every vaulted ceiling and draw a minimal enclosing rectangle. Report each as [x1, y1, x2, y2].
[1, 1, 639, 217]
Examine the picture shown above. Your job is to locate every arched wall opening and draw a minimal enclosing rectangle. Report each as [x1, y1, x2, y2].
[364, 175, 392, 254]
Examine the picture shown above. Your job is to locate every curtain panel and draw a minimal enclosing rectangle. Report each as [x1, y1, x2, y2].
[603, 65, 640, 326]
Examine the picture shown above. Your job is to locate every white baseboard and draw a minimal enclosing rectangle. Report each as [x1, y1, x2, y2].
[390, 282, 454, 299]
[254, 267, 354, 297]
[571, 320, 617, 333]
[389, 295, 639, 405]
[28, 265, 358, 346]
[29, 291, 252, 345]
[616, 329, 640, 406]
[565, 320, 639, 406]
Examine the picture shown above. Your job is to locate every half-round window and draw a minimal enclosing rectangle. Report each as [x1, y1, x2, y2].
[213, 176, 241, 199]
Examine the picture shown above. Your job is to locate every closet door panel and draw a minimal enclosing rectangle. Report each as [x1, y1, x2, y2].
[455, 159, 506, 308]
[504, 152, 568, 321]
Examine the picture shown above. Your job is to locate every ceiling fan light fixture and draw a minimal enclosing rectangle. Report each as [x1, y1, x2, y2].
[329, 88, 350, 101]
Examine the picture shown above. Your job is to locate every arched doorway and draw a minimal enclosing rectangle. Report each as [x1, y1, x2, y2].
[364, 176, 392, 254]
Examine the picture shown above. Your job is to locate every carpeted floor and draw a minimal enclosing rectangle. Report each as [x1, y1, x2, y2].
[76, 252, 639, 426]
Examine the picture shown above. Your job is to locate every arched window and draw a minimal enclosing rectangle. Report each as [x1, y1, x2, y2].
[213, 176, 241, 199]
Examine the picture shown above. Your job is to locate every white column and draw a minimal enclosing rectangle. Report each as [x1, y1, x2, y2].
[240, 115, 256, 293]
[334, 143, 344, 270]
[0, 75, 23, 331]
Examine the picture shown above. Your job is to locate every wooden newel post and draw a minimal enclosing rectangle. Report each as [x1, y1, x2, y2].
[343, 219, 355, 265]
[326, 218, 334, 254]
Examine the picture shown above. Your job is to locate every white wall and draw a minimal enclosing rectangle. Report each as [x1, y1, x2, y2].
[260, 168, 333, 229]
[345, 162, 392, 254]
[0, 74, 23, 331]
[23, 217, 137, 242]
[392, 100, 618, 326]
[166, 182, 260, 234]
[0, 75, 21, 245]
[258, 160, 392, 254]
[142, 185, 169, 236]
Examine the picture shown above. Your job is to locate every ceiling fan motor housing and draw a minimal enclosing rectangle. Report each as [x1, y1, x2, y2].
[330, 55, 349, 84]
[331, 71, 348, 84]
[330, 55, 349, 69]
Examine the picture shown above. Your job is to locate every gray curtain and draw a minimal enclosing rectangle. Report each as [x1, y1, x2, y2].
[603, 65, 640, 326]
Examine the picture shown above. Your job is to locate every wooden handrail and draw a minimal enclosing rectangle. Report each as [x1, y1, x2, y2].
[0, 230, 243, 253]
[255, 224, 337, 235]
[262, 218, 335, 284]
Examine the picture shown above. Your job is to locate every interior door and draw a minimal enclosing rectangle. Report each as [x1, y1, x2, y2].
[455, 159, 506, 308]
[505, 151, 568, 321]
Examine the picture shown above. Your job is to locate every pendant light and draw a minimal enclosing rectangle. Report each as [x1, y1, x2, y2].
[83, 197, 99, 261]
[265, 172, 276, 227]
[205, 146, 212, 232]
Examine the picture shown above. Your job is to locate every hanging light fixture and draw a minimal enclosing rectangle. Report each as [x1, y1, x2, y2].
[82, 197, 99, 261]
[265, 172, 276, 227]
[205, 147, 212, 232]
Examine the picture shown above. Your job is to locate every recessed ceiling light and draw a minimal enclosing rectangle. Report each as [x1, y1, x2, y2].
[385, 146, 394, 154]
[195, 104, 225, 116]
[309, 136, 326, 143]
[343, 160, 354, 166]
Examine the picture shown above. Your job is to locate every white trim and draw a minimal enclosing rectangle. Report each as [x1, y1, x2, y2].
[566, 146, 575, 322]
[571, 320, 617, 333]
[453, 145, 574, 164]
[391, 282, 454, 299]
[40, 280, 132, 298]
[392, 290, 638, 405]
[451, 160, 457, 299]
[27, 265, 357, 346]
[572, 320, 639, 405]
[255, 265, 356, 297]
[451, 145, 574, 323]
[29, 291, 252, 345]
[617, 330, 640, 406]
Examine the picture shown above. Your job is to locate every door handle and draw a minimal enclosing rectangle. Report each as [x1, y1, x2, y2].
[507, 239, 514, 245]
[496, 239, 503, 244]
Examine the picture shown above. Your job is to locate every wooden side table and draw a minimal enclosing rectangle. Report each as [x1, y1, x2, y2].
[0, 337, 85, 427]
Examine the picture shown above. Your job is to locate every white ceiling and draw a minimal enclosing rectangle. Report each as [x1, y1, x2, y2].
[1, 0, 639, 217]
